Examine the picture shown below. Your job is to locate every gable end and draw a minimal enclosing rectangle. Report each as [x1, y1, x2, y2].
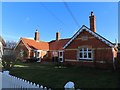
[14, 38, 30, 51]
[63, 25, 114, 49]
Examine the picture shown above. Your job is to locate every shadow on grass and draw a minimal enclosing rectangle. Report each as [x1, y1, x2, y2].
[10, 62, 120, 89]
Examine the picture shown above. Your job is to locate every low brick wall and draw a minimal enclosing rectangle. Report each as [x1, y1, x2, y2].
[64, 60, 94, 67]
[64, 60, 113, 69]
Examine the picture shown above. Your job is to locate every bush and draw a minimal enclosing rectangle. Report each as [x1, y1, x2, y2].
[2, 51, 17, 71]
[114, 57, 120, 70]
[26, 57, 38, 63]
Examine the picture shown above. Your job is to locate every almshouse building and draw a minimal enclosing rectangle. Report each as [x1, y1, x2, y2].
[15, 12, 118, 68]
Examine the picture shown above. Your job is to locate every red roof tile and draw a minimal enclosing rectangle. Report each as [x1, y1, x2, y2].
[49, 38, 70, 50]
[21, 38, 49, 50]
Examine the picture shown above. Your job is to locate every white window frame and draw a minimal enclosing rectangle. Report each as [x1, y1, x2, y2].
[20, 49, 24, 57]
[58, 50, 64, 62]
[78, 48, 93, 60]
[34, 50, 41, 58]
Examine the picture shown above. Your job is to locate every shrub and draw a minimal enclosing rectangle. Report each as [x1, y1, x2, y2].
[114, 57, 120, 70]
[2, 50, 17, 71]
[26, 57, 38, 63]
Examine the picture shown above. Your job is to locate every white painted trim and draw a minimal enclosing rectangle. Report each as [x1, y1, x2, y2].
[34, 50, 42, 58]
[58, 50, 64, 62]
[58, 50, 64, 52]
[49, 50, 64, 51]
[65, 59, 93, 62]
[78, 48, 93, 60]
[79, 58, 93, 60]
[63, 25, 114, 49]
[79, 60, 94, 62]
[65, 59, 79, 62]
[34, 50, 42, 52]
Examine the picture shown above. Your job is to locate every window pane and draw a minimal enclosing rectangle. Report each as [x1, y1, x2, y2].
[59, 58, 63, 62]
[60, 52, 62, 56]
[84, 48, 87, 51]
[84, 52, 87, 58]
[79, 53, 82, 58]
[88, 49, 92, 51]
[79, 48, 82, 51]
[79, 47, 92, 59]
[37, 52, 40, 57]
[88, 53, 92, 58]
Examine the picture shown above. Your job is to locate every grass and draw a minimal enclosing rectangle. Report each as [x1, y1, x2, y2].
[9, 62, 119, 89]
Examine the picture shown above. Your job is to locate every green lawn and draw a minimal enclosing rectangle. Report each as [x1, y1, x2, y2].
[0, 62, 2, 71]
[9, 62, 119, 89]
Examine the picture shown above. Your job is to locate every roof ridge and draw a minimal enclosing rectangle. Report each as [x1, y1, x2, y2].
[49, 38, 70, 43]
[21, 37, 48, 43]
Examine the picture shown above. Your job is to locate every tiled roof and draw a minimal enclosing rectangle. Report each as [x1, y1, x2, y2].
[21, 38, 49, 50]
[49, 38, 70, 50]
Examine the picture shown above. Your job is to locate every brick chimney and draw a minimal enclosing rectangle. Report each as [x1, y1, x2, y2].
[34, 30, 39, 42]
[56, 32, 60, 41]
[89, 11, 96, 32]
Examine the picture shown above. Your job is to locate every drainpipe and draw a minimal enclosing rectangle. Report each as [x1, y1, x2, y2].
[112, 48, 116, 70]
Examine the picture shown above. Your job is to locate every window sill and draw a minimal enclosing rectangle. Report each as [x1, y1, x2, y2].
[79, 59, 93, 62]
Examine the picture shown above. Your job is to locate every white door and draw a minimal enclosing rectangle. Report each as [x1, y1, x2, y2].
[59, 51, 63, 62]
[36, 50, 41, 62]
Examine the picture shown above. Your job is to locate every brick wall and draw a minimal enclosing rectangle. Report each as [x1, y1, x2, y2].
[64, 30, 115, 68]
[15, 40, 29, 60]
[94, 48, 113, 63]
[66, 30, 110, 49]
[64, 50, 77, 60]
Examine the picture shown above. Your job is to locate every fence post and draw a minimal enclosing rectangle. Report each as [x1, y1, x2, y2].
[3, 71, 9, 75]
[2, 71, 49, 89]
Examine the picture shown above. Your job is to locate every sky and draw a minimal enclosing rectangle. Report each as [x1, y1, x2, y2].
[1, 2, 118, 43]
[118, 2, 120, 43]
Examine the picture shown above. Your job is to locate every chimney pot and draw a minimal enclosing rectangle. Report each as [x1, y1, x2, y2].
[91, 11, 93, 16]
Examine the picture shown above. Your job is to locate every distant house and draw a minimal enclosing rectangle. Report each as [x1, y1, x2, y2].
[15, 34, 49, 61]
[0, 36, 5, 60]
[15, 12, 118, 68]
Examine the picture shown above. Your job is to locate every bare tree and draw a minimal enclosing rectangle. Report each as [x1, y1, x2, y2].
[5, 41, 17, 49]
[2, 41, 17, 71]
[2, 50, 17, 71]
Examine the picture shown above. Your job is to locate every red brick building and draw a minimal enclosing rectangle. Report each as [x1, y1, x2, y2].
[15, 12, 118, 68]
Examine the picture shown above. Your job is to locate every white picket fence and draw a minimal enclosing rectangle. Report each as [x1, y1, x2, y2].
[1, 71, 51, 90]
